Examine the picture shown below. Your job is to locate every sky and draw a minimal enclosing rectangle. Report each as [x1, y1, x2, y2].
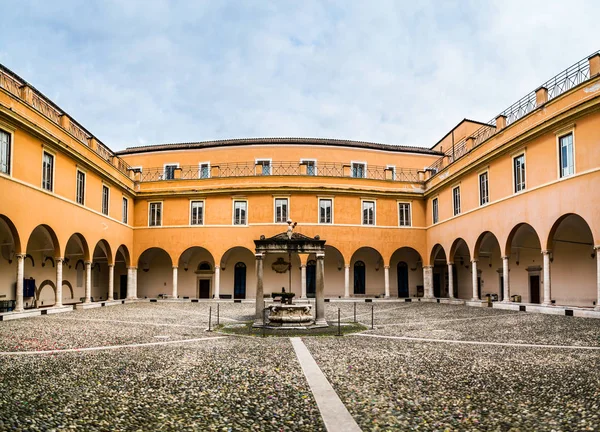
[0, 0, 598, 151]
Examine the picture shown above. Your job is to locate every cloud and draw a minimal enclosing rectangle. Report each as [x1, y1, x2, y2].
[0, 0, 598, 151]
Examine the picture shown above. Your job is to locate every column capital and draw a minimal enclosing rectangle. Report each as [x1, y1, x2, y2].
[55, 256, 64, 263]
[255, 253, 264, 260]
[424, 265, 433, 269]
[447, 261, 454, 265]
[108, 263, 115, 268]
[316, 252, 325, 260]
[300, 264, 306, 268]
[501, 255, 510, 260]
[16, 253, 26, 259]
[214, 265, 220, 270]
[128, 266, 138, 270]
[594, 245, 600, 251]
[542, 249, 552, 255]
[84, 260, 92, 265]
[471, 259, 478, 264]
[344, 264, 350, 269]
[172, 265, 178, 270]
[384, 265, 390, 270]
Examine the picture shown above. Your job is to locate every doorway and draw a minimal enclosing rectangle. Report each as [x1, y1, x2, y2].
[234, 262, 246, 299]
[529, 275, 540, 304]
[306, 260, 316, 298]
[354, 261, 366, 294]
[119, 275, 127, 300]
[433, 272, 441, 298]
[397, 262, 409, 297]
[198, 279, 211, 299]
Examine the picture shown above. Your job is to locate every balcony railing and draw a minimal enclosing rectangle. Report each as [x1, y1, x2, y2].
[138, 161, 421, 183]
[427, 50, 599, 176]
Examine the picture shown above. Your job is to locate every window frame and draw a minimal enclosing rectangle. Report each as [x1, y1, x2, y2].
[361, 199, 376, 226]
[386, 165, 396, 181]
[351, 161, 367, 179]
[512, 152, 526, 194]
[478, 170, 490, 207]
[101, 184, 110, 216]
[397, 201, 412, 227]
[432, 197, 439, 224]
[300, 158, 317, 176]
[452, 185, 461, 216]
[557, 132, 575, 178]
[0, 127, 13, 177]
[122, 196, 129, 224]
[189, 199, 205, 226]
[163, 163, 179, 180]
[274, 197, 289, 223]
[255, 158, 272, 176]
[75, 169, 86, 206]
[232, 199, 248, 226]
[148, 201, 163, 227]
[318, 197, 334, 224]
[198, 162, 211, 179]
[41, 150, 55, 192]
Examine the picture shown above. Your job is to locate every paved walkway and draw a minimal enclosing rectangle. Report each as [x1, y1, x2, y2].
[290, 337, 362, 432]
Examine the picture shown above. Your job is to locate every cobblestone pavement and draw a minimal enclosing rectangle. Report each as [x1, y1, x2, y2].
[0, 301, 599, 431]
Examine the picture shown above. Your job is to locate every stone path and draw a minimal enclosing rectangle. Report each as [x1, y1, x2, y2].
[291, 337, 362, 432]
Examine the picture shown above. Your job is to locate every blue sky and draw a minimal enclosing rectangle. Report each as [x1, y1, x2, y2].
[1, 0, 598, 150]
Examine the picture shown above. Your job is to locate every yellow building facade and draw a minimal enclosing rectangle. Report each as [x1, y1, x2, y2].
[0, 53, 599, 316]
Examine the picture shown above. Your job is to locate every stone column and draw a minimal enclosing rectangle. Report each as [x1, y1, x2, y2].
[471, 260, 479, 301]
[132, 268, 138, 299]
[55, 258, 63, 307]
[126, 267, 133, 299]
[344, 264, 350, 298]
[502, 256, 510, 302]
[447, 262, 454, 298]
[315, 252, 326, 325]
[300, 264, 307, 299]
[254, 253, 264, 325]
[108, 264, 114, 301]
[423, 265, 433, 298]
[595, 247, 600, 311]
[15, 254, 25, 312]
[384, 265, 390, 298]
[84, 260, 92, 303]
[172, 266, 178, 299]
[214, 265, 220, 299]
[542, 250, 552, 306]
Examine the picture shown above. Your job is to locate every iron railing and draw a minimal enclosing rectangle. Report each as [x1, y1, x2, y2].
[427, 50, 598, 175]
[138, 161, 421, 183]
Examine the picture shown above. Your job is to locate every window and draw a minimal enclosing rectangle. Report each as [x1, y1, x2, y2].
[0, 129, 10, 175]
[559, 133, 574, 178]
[122, 197, 128, 224]
[352, 162, 366, 178]
[42, 151, 54, 191]
[190, 201, 204, 225]
[301, 159, 317, 176]
[164, 164, 178, 180]
[102, 185, 110, 215]
[387, 165, 396, 180]
[274, 198, 288, 223]
[233, 201, 247, 225]
[479, 172, 489, 206]
[452, 186, 461, 216]
[319, 199, 332, 224]
[432, 197, 439, 224]
[256, 159, 271, 175]
[149, 202, 162, 226]
[199, 162, 210, 179]
[362, 200, 375, 225]
[76, 171, 85, 205]
[398, 202, 411, 227]
[513, 154, 526, 193]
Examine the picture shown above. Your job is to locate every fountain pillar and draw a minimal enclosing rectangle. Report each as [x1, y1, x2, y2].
[315, 252, 326, 325]
[254, 253, 265, 325]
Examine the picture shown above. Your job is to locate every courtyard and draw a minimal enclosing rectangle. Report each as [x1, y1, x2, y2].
[0, 302, 599, 431]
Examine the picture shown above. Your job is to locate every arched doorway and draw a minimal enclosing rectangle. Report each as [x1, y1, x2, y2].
[234, 262, 246, 299]
[474, 231, 503, 301]
[178, 247, 215, 299]
[354, 261, 366, 294]
[26, 225, 61, 307]
[430, 244, 447, 298]
[306, 260, 316, 298]
[397, 262, 409, 297]
[506, 223, 542, 304]
[450, 238, 472, 300]
[137, 247, 173, 298]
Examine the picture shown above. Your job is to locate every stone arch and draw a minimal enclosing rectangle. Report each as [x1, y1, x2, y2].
[389, 247, 423, 298]
[219, 246, 256, 299]
[504, 222, 542, 257]
[64, 233, 90, 262]
[449, 238, 471, 263]
[26, 224, 61, 258]
[429, 244, 447, 266]
[0, 214, 22, 255]
[115, 245, 131, 267]
[473, 231, 504, 301]
[93, 240, 113, 265]
[545, 213, 596, 251]
[350, 246, 385, 297]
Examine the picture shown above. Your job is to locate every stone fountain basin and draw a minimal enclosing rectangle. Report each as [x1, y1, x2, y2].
[268, 304, 313, 323]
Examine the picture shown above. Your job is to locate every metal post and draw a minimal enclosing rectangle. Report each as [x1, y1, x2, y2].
[208, 306, 212, 332]
[337, 308, 341, 336]
[354, 302, 356, 323]
[371, 305, 374, 329]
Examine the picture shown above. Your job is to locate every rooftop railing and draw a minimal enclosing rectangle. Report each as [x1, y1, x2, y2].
[427, 50, 599, 175]
[137, 161, 422, 183]
[0, 64, 132, 178]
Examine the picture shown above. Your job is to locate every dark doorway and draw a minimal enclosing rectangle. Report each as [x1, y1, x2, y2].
[354, 261, 366, 294]
[234, 262, 246, 299]
[397, 262, 409, 297]
[119, 275, 127, 300]
[452, 265, 458, 298]
[433, 272, 441, 297]
[529, 275, 540, 304]
[306, 260, 316, 298]
[199, 279, 211, 299]
[477, 276, 482, 299]
[499, 275, 504, 301]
